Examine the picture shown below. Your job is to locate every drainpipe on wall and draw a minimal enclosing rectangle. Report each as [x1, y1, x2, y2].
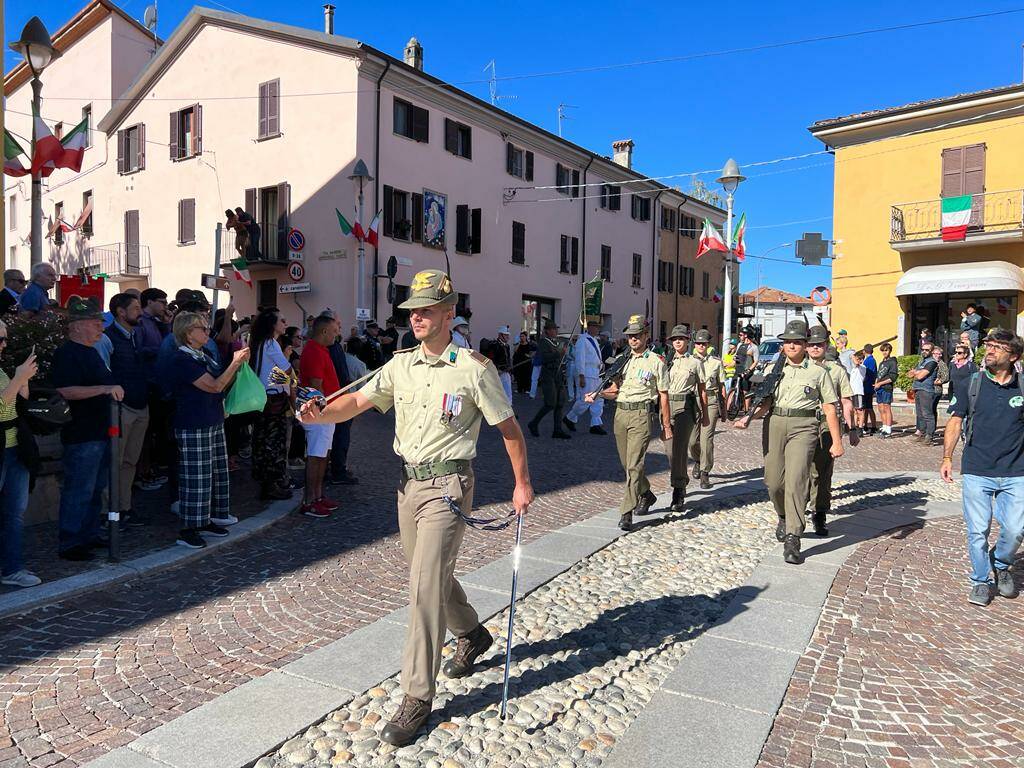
[580, 157, 593, 325]
[650, 190, 664, 335]
[372, 59, 391, 321]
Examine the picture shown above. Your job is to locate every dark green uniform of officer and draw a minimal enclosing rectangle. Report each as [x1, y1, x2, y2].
[735, 319, 842, 565]
[807, 325, 854, 536]
[688, 329, 726, 490]
[666, 325, 705, 512]
[590, 314, 670, 530]
[527, 319, 570, 439]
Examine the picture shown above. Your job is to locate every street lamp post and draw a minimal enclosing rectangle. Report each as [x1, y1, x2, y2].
[716, 158, 745, 350]
[10, 17, 60, 268]
[348, 159, 374, 331]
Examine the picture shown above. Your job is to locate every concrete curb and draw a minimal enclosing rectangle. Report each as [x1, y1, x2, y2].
[603, 471, 958, 768]
[84, 475, 768, 768]
[0, 497, 300, 621]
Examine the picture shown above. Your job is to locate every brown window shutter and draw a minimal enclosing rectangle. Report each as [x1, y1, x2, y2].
[117, 129, 126, 173]
[555, 163, 564, 191]
[455, 204, 469, 252]
[138, 124, 146, 169]
[463, 127, 471, 160]
[177, 199, 183, 243]
[445, 118, 457, 154]
[383, 185, 394, 236]
[571, 236, 579, 274]
[940, 147, 963, 198]
[412, 192, 423, 242]
[559, 234, 568, 272]
[470, 208, 481, 254]
[195, 104, 203, 155]
[169, 111, 179, 160]
[506, 143, 514, 174]
[412, 105, 429, 142]
[267, 80, 280, 135]
[258, 82, 268, 137]
[186, 199, 195, 242]
[277, 182, 290, 256]
[964, 143, 986, 228]
[525, 151, 534, 182]
[572, 170, 580, 198]
[245, 188, 257, 220]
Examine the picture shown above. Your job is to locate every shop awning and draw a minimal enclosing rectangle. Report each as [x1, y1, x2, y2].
[894, 260, 1024, 296]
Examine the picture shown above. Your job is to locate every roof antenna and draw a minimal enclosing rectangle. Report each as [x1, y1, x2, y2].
[557, 103, 578, 138]
[143, 2, 159, 56]
[483, 60, 517, 109]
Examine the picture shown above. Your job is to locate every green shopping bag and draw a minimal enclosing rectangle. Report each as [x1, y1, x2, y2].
[224, 363, 268, 415]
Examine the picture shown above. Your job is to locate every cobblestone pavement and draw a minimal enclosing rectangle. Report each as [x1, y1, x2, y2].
[255, 477, 957, 768]
[757, 514, 1024, 768]
[0, 392, 956, 768]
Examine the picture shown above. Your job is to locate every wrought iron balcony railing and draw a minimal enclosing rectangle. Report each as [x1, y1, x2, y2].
[82, 242, 153, 278]
[891, 189, 1024, 244]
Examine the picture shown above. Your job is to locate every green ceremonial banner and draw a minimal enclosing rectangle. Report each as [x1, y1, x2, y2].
[583, 278, 603, 317]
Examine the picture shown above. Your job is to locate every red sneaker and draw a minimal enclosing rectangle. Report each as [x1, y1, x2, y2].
[317, 496, 340, 511]
[302, 502, 330, 519]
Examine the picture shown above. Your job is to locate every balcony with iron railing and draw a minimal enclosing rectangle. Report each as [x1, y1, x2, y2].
[890, 189, 1024, 251]
[219, 225, 291, 270]
[77, 242, 153, 279]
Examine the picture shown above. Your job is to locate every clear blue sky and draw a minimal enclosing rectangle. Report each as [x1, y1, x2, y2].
[7, 0, 1024, 295]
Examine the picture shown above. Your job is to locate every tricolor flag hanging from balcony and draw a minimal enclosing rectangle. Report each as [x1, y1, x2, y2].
[940, 194, 972, 241]
[230, 254, 252, 287]
[696, 218, 728, 258]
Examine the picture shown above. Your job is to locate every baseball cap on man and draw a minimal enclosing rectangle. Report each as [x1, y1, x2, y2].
[397, 269, 458, 310]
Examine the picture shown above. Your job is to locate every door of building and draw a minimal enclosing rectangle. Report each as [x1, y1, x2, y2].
[522, 295, 555, 339]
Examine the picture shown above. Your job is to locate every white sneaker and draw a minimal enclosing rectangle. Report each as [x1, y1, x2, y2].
[1, 570, 42, 588]
[210, 514, 238, 526]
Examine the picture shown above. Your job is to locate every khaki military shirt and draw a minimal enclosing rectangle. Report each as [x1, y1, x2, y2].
[817, 360, 852, 403]
[668, 355, 702, 396]
[616, 351, 669, 404]
[364, 341, 515, 464]
[693, 353, 726, 394]
[773, 356, 838, 411]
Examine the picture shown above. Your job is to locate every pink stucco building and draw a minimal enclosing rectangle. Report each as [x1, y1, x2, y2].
[5, 1, 729, 339]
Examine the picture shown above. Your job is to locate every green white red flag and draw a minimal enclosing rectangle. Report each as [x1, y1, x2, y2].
[54, 117, 88, 172]
[335, 208, 354, 237]
[940, 195, 971, 241]
[732, 213, 746, 261]
[366, 210, 381, 248]
[696, 218, 728, 258]
[4, 130, 29, 177]
[230, 255, 252, 286]
[31, 111, 64, 174]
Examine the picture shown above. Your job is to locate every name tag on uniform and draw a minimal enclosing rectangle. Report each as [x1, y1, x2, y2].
[441, 393, 463, 428]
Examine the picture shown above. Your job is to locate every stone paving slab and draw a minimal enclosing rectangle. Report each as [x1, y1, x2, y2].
[379, 585, 511, 629]
[706, 599, 822, 653]
[519, 529, 610, 565]
[737, 562, 837, 608]
[459, 553, 566, 595]
[605, 690, 773, 768]
[86, 751, 168, 768]
[129, 670, 352, 768]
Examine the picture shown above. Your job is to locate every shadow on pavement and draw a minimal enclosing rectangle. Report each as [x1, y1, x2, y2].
[430, 587, 762, 730]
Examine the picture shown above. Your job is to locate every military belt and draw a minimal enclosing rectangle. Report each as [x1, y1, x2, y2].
[668, 393, 696, 402]
[771, 407, 819, 418]
[402, 459, 470, 481]
[617, 400, 653, 411]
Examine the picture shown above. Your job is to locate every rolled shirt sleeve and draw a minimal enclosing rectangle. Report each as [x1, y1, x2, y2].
[474, 363, 515, 425]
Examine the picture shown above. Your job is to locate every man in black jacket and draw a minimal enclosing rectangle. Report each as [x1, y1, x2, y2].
[0, 270, 26, 314]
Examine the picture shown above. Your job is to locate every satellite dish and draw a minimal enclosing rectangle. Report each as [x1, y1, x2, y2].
[143, 4, 158, 31]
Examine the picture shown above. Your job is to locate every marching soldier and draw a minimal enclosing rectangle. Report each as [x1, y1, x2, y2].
[688, 329, 727, 490]
[734, 319, 842, 565]
[298, 269, 533, 746]
[586, 314, 671, 530]
[806, 325, 857, 536]
[528, 319, 571, 439]
[665, 326, 707, 512]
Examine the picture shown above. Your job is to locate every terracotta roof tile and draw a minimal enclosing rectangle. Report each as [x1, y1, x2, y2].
[739, 286, 812, 305]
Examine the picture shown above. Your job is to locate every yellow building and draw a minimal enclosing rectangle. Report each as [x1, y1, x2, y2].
[810, 84, 1024, 354]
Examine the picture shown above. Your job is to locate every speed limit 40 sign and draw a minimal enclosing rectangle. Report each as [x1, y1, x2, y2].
[288, 261, 305, 282]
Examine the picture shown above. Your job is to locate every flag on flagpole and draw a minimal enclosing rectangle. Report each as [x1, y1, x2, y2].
[696, 218, 728, 258]
[53, 117, 88, 172]
[365, 210, 381, 248]
[732, 213, 747, 261]
[230, 255, 252, 286]
[4, 130, 29, 177]
[940, 195, 972, 241]
[335, 208, 354, 236]
[713, 287, 724, 303]
[31, 111, 64, 174]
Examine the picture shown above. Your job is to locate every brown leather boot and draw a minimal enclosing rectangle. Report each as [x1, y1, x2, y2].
[699, 472, 711, 490]
[380, 695, 433, 746]
[442, 624, 493, 678]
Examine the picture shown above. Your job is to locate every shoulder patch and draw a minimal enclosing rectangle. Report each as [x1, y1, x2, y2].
[468, 350, 491, 366]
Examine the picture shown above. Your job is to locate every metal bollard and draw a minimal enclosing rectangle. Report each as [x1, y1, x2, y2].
[107, 401, 122, 563]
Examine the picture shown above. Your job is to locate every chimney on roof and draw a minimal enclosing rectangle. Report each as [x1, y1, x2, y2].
[404, 37, 423, 70]
[323, 4, 335, 35]
[612, 139, 634, 169]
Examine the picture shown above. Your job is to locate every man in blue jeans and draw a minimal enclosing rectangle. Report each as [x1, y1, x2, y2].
[942, 327, 1024, 606]
[52, 298, 125, 561]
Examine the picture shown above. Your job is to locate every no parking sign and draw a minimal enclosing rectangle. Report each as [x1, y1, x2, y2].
[287, 228, 305, 252]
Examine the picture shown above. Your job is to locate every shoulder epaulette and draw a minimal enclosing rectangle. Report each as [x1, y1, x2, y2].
[468, 350, 491, 366]
[393, 346, 416, 354]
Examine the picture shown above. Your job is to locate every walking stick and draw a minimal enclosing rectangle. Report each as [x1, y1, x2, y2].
[500, 513, 524, 721]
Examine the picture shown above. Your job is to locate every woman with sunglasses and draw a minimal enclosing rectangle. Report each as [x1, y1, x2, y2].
[166, 312, 250, 549]
[948, 345, 979, 412]
[0, 323, 40, 587]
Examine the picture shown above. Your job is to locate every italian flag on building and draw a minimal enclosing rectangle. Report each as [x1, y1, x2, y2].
[940, 194, 972, 241]
[230, 255, 252, 286]
[696, 218, 728, 258]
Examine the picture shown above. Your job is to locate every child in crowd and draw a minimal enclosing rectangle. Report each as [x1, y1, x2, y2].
[849, 350, 867, 430]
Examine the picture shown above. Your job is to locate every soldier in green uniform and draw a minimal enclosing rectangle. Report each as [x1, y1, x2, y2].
[734, 319, 842, 565]
[586, 315, 671, 530]
[527, 319, 571, 440]
[688, 329, 727, 490]
[298, 269, 533, 746]
[806, 325, 857, 535]
[665, 325, 707, 512]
